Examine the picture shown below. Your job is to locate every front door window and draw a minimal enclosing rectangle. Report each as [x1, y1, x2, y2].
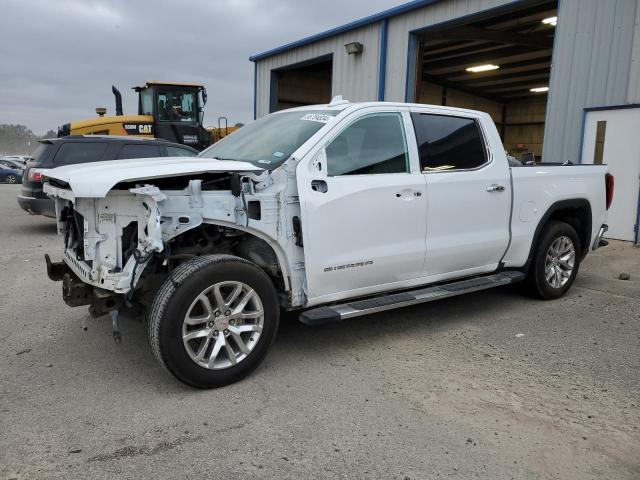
[326, 113, 409, 176]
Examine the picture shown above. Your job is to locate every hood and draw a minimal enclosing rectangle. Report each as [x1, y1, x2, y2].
[44, 157, 263, 198]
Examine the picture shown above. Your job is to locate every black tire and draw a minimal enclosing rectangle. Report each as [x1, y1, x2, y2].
[148, 254, 279, 388]
[526, 221, 581, 299]
[6, 174, 17, 184]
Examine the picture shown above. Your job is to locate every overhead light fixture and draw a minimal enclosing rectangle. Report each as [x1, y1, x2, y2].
[530, 86, 549, 93]
[542, 16, 557, 26]
[465, 64, 500, 73]
[344, 42, 364, 55]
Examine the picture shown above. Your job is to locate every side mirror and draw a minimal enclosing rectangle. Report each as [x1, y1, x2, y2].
[230, 173, 242, 197]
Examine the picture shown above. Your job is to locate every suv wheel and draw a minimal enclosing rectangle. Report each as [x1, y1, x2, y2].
[526, 221, 580, 299]
[148, 255, 279, 388]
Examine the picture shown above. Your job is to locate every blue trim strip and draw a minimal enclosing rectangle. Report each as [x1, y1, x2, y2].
[249, 0, 443, 62]
[253, 62, 257, 119]
[584, 103, 640, 112]
[577, 108, 587, 164]
[635, 187, 640, 245]
[378, 19, 388, 101]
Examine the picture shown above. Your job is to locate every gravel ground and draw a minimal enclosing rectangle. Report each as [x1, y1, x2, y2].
[1, 183, 638, 480]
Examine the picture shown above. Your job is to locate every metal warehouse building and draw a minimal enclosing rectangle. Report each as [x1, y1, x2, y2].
[250, 0, 640, 243]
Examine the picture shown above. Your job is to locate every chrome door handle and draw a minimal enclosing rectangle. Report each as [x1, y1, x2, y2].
[486, 184, 505, 192]
[395, 190, 422, 198]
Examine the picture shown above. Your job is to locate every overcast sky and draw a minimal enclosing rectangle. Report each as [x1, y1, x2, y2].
[0, 0, 404, 134]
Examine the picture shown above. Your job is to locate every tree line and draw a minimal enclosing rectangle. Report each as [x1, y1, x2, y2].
[0, 124, 57, 156]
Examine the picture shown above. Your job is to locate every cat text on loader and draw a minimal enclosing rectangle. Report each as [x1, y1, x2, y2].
[57, 82, 238, 151]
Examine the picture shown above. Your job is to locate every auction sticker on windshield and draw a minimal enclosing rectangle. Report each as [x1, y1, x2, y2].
[301, 113, 331, 123]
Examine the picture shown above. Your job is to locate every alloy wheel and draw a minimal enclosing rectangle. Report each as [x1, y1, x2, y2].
[544, 236, 575, 289]
[182, 281, 264, 370]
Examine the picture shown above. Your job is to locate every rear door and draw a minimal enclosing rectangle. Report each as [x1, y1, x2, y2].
[297, 107, 427, 303]
[410, 109, 511, 276]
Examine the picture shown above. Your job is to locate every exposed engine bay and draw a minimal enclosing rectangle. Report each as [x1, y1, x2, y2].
[44, 164, 306, 320]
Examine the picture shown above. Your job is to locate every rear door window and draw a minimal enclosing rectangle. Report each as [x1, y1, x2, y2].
[31, 143, 56, 166]
[411, 113, 487, 171]
[166, 146, 197, 157]
[53, 142, 109, 165]
[119, 144, 162, 159]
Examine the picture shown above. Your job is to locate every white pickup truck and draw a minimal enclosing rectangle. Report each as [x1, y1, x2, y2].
[43, 98, 613, 388]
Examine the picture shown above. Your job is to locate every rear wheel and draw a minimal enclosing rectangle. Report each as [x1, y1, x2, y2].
[148, 255, 279, 388]
[6, 174, 17, 184]
[526, 221, 580, 299]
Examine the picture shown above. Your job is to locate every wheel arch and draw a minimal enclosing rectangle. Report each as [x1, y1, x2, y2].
[526, 199, 592, 270]
[177, 220, 293, 294]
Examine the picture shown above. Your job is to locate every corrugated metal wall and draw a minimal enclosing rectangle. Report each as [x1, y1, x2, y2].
[384, 0, 516, 101]
[255, 23, 381, 117]
[543, 0, 640, 162]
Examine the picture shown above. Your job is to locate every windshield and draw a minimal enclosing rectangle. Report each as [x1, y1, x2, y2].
[157, 89, 197, 123]
[199, 110, 337, 168]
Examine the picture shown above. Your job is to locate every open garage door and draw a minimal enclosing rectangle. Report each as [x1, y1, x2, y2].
[412, 0, 557, 162]
[270, 56, 333, 112]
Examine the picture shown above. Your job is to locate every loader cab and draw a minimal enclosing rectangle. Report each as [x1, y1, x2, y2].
[135, 81, 212, 150]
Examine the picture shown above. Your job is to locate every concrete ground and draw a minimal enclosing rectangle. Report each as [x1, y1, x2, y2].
[0, 183, 638, 480]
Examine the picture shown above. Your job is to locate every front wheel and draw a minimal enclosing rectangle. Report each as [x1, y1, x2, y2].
[5, 174, 17, 184]
[526, 221, 580, 299]
[148, 255, 280, 388]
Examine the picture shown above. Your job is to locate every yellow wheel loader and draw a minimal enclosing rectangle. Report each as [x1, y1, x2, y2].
[57, 81, 238, 151]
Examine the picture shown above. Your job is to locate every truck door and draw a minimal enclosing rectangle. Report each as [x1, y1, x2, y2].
[297, 109, 427, 304]
[410, 110, 511, 277]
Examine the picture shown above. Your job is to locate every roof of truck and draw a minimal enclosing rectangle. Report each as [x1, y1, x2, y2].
[281, 97, 489, 118]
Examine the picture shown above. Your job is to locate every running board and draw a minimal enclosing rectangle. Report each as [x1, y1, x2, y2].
[299, 271, 525, 326]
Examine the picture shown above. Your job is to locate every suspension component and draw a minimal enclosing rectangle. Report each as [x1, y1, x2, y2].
[110, 310, 121, 344]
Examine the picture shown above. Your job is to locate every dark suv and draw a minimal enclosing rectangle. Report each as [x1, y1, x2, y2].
[18, 136, 198, 217]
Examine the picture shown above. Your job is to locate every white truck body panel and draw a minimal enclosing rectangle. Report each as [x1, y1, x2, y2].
[504, 166, 608, 268]
[45, 157, 263, 198]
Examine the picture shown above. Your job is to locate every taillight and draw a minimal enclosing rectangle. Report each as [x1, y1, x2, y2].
[28, 168, 44, 183]
[605, 173, 614, 210]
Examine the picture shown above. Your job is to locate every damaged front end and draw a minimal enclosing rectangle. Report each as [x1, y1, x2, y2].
[43, 181, 170, 317]
[41, 161, 291, 324]
[45, 253, 127, 315]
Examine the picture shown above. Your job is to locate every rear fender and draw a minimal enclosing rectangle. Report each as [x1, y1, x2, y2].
[525, 199, 592, 272]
